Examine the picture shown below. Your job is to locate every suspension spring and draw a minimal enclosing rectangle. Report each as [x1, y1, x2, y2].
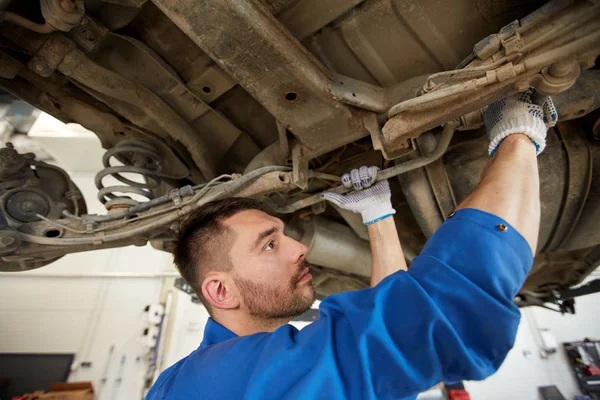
[95, 140, 162, 209]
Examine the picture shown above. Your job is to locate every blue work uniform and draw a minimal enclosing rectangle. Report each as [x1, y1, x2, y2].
[147, 208, 533, 399]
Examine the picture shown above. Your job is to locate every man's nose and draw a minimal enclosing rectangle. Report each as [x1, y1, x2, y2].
[287, 236, 308, 264]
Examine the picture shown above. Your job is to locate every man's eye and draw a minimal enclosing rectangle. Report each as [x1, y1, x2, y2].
[264, 241, 275, 251]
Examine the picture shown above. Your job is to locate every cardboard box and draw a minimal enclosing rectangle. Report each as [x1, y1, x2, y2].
[21, 382, 94, 400]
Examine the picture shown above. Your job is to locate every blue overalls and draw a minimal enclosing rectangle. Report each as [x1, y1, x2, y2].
[147, 208, 533, 399]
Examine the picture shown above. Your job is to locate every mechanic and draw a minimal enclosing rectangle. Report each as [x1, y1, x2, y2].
[147, 89, 557, 399]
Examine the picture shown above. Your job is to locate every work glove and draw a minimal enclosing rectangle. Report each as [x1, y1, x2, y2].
[320, 166, 395, 226]
[485, 87, 558, 156]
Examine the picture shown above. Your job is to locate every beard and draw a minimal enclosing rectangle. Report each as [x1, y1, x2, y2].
[233, 260, 315, 320]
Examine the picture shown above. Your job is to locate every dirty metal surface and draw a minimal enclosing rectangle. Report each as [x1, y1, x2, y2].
[151, 0, 371, 156]
[0, 0, 599, 300]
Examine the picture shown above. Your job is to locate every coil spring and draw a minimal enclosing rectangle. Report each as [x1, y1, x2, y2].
[95, 140, 162, 209]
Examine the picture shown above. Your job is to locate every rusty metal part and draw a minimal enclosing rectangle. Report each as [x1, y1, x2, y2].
[150, 0, 373, 156]
[70, 16, 109, 52]
[272, 121, 459, 214]
[473, 0, 579, 60]
[95, 33, 250, 167]
[382, 3, 600, 148]
[2, 30, 215, 180]
[377, 121, 460, 180]
[364, 113, 414, 160]
[397, 131, 458, 238]
[538, 58, 581, 93]
[27, 34, 75, 78]
[0, 12, 55, 34]
[0, 144, 27, 179]
[58, 52, 217, 180]
[11, 166, 292, 248]
[236, 171, 293, 198]
[0, 51, 23, 79]
[18, 33, 217, 180]
[291, 144, 310, 190]
[41, 0, 85, 32]
[0, 68, 195, 185]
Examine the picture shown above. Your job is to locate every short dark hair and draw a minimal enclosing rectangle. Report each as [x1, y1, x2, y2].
[173, 197, 262, 311]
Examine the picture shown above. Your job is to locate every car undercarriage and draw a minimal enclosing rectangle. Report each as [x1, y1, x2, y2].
[0, 0, 599, 313]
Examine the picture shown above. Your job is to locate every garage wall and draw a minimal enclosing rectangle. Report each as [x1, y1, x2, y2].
[466, 280, 600, 400]
[0, 173, 176, 400]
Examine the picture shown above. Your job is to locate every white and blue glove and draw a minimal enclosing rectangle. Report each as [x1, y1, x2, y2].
[485, 88, 558, 156]
[321, 166, 395, 226]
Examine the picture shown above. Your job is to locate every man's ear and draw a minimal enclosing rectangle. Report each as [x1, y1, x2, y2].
[201, 272, 240, 311]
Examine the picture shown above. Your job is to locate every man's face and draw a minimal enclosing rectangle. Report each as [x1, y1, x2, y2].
[224, 209, 315, 319]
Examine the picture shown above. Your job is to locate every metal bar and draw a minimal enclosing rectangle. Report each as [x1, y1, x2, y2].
[272, 121, 459, 213]
[556, 279, 600, 300]
[16, 166, 292, 246]
[378, 120, 459, 180]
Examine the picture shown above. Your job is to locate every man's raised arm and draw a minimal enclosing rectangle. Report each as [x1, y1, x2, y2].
[321, 166, 407, 286]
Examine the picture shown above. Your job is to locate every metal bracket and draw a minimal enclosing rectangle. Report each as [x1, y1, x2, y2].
[168, 189, 182, 206]
[70, 16, 109, 53]
[311, 202, 326, 215]
[291, 145, 309, 190]
[501, 31, 524, 56]
[363, 114, 413, 160]
[277, 121, 290, 161]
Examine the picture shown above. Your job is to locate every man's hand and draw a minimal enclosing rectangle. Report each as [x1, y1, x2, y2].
[485, 87, 557, 156]
[459, 88, 554, 253]
[321, 166, 406, 285]
[320, 166, 395, 226]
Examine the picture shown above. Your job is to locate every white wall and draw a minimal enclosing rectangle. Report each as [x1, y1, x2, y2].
[466, 283, 600, 400]
[0, 173, 176, 400]
[160, 291, 210, 371]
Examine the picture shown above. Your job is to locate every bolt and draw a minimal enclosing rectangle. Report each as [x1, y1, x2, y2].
[548, 59, 577, 79]
[0, 235, 15, 247]
[60, 0, 75, 13]
[35, 64, 44, 72]
[21, 201, 35, 213]
[82, 29, 96, 42]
